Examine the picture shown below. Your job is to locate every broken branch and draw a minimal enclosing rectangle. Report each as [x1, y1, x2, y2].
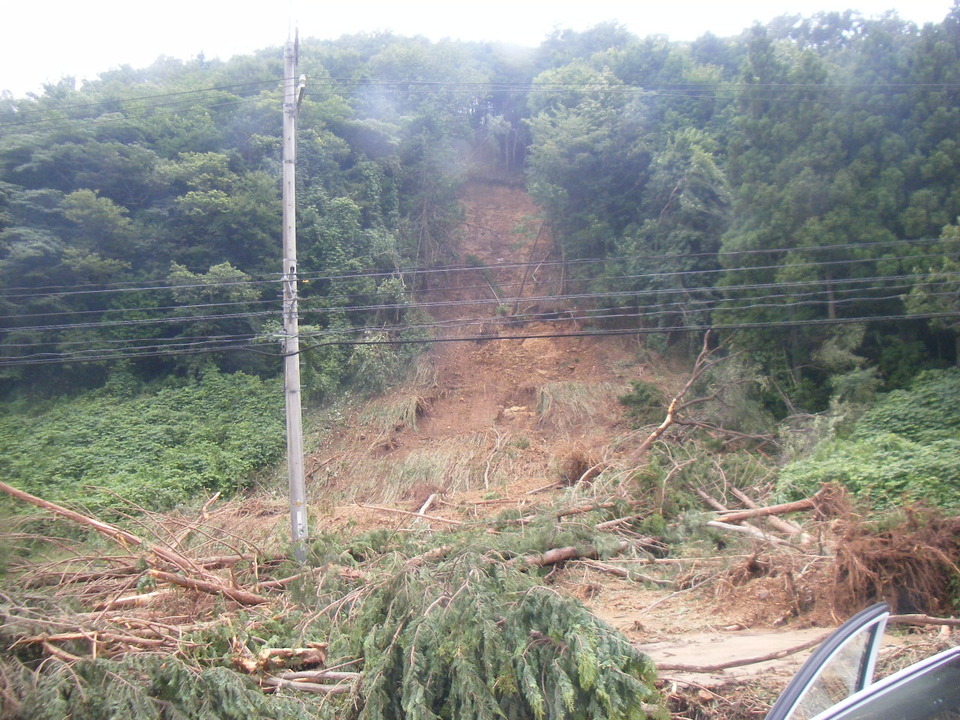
[717, 498, 816, 524]
[655, 633, 829, 672]
[707, 521, 797, 547]
[357, 503, 465, 525]
[579, 559, 674, 587]
[634, 331, 720, 458]
[148, 569, 268, 606]
[0, 480, 143, 548]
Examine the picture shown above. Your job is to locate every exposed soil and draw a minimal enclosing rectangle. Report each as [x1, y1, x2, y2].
[299, 180, 949, 703]
[394, 181, 638, 447]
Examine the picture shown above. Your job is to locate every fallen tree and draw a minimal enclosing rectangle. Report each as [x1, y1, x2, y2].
[0, 480, 268, 606]
[0, 482, 670, 720]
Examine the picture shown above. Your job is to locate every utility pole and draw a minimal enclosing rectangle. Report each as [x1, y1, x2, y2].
[282, 37, 307, 562]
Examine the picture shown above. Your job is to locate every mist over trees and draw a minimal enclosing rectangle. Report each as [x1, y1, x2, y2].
[1, 7, 959, 412]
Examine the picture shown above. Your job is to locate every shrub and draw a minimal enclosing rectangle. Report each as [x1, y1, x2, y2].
[618, 381, 665, 425]
[777, 369, 960, 510]
[0, 370, 285, 513]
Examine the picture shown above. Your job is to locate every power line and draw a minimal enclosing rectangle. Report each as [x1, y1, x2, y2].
[3, 283, 956, 367]
[4, 275, 950, 353]
[1, 270, 950, 339]
[0, 297, 282, 322]
[5, 310, 957, 368]
[3, 265, 956, 339]
[4, 73, 958, 139]
[290, 311, 960, 355]
[0, 236, 944, 299]
[0, 78, 281, 130]
[0, 261, 940, 323]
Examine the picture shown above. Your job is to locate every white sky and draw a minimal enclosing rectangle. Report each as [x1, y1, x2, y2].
[1, 0, 955, 97]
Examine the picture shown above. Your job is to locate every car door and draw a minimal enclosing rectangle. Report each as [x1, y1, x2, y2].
[764, 602, 889, 720]
[810, 645, 960, 720]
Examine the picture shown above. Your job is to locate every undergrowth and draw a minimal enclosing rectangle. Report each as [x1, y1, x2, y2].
[0, 370, 285, 515]
[777, 368, 960, 510]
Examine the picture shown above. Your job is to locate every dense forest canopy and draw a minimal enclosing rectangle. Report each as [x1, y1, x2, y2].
[1, 7, 959, 413]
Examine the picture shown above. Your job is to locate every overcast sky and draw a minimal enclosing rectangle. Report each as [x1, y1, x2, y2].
[1, 0, 955, 97]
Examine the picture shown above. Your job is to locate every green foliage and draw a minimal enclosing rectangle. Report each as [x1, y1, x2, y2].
[906, 220, 960, 339]
[325, 553, 662, 720]
[0, 370, 285, 513]
[777, 368, 960, 509]
[618, 380, 665, 425]
[626, 457, 697, 520]
[14, 655, 318, 720]
[3, 17, 960, 403]
[850, 368, 960, 443]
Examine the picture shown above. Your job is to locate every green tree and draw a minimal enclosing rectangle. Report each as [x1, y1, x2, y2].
[906, 220, 960, 363]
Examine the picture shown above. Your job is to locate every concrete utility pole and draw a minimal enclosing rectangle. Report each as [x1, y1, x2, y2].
[282, 37, 308, 562]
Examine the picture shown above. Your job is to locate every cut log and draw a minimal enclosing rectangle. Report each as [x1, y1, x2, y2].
[276, 670, 360, 682]
[698, 489, 801, 543]
[889, 614, 960, 627]
[516, 541, 629, 567]
[259, 676, 353, 694]
[717, 498, 816, 524]
[730, 488, 808, 537]
[148, 569, 268, 606]
[707, 521, 795, 547]
[95, 589, 175, 611]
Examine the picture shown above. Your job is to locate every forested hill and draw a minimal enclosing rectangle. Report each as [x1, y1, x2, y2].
[2, 9, 960, 410]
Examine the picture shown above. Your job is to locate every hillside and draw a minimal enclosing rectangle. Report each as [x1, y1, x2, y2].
[297, 181, 957, 705]
[3, 180, 959, 720]
[304, 181, 647, 508]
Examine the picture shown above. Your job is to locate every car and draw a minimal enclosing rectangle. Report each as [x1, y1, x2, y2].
[765, 602, 960, 720]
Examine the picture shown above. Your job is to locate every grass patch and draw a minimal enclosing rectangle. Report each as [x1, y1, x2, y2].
[327, 432, 529, 503]
[359, 393, 430, 433]
[0, 371, 285, 515]
[536, 382, 627, 431]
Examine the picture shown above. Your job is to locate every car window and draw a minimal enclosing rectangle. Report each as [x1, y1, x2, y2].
[813, 647, 960, 720]
[765, 603, 888, 720]
[789, 630, 876, 720]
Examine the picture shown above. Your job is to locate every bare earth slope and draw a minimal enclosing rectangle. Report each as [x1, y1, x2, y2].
[303, 181, 909, 701]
